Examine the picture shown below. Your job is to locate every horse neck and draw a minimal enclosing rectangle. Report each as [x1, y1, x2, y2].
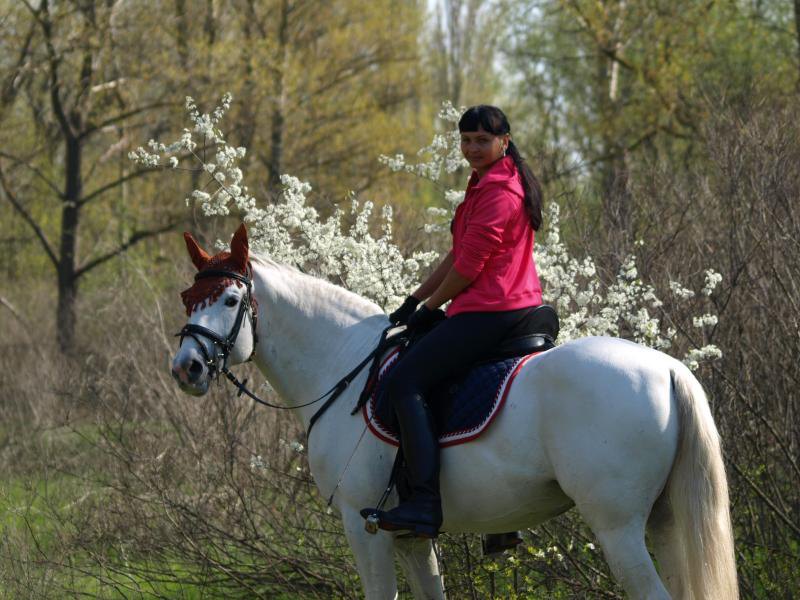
[250, 259, 387, 428]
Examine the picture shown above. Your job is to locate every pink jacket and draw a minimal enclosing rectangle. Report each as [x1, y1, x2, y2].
[448, 155, 543, 316]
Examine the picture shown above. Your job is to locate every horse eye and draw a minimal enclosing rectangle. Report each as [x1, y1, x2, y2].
[225, 296, 239, 307]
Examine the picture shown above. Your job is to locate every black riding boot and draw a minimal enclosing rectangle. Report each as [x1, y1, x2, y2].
[361, 393, 442, 538]
[482, 531, 524, 556]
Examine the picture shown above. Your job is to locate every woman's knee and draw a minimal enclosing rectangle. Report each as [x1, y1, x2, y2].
[384, 369, 420, 401]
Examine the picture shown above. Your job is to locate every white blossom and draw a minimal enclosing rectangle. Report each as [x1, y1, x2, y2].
[693, 314, 718, 328]
[702, 269, 723, 296]
[136, 95, 723, 370]
[278, 439, 305, 454]
[128, 147, 160, 168]
[249, 454, 266, 471]
[683, 345, 723, 371]
[669, 281, 695, 299]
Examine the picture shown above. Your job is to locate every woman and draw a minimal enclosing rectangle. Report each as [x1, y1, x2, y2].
[363, 105, 543, 538]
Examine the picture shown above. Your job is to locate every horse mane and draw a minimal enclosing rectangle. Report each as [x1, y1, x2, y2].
[180, 248, 384, 321]
[248, 253, 384, 319]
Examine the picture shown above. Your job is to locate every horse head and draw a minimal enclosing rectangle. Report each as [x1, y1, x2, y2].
[171, 224, 258, 396]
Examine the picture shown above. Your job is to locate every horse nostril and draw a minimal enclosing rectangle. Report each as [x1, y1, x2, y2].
[188, 358, 204, 380]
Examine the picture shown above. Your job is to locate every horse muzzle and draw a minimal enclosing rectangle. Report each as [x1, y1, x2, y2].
[171, 351, 212, 396]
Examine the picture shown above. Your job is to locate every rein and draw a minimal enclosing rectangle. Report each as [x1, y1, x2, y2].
[177, 266, 407, 437]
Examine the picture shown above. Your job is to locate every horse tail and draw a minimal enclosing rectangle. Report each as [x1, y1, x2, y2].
[656, 365, 738, 599]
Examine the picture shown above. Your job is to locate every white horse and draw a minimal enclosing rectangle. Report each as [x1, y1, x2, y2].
[171, 225, 738, 600]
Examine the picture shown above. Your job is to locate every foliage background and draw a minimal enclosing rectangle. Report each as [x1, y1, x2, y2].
[1, 0, 799, 597]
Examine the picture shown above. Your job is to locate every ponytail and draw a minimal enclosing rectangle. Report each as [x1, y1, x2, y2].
[506, 141, 543, 231]
[459, 105, 544, 231]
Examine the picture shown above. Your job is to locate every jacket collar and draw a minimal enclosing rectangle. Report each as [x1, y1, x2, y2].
[467, 155, 523, 196]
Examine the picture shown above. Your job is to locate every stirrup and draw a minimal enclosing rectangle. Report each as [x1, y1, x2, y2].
[360, 508, 439, 538]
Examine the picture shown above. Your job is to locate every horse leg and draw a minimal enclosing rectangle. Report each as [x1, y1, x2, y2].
[393, 536, 445, 600]
[647, 499, 685, 600]
[341, 507, 399, 599]
[589, 517, 670, 600]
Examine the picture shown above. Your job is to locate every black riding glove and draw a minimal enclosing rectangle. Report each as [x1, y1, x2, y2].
[406, 304, 444, 331]
[388, 295, 420, 325]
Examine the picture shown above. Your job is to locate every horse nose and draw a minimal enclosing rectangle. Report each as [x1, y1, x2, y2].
[172, 357, 205, 384]
[188, 358, 204, 380]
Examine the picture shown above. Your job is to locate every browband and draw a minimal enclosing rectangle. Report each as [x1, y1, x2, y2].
[194, 269, 251, 286]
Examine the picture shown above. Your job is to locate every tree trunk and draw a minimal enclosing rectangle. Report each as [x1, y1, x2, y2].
[174, 0, 190, 69]
[268, 0, 289, 188]
[237, 0, 257, 159]
[57, 134, 81, 351]
[795, 0, 800, 84]
[597, 1, 632, 264]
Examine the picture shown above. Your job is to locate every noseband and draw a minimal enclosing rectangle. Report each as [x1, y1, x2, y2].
[177, 267, 259, 378]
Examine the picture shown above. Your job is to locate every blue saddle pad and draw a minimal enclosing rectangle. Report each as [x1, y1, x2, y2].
[363, 348, 547, 447]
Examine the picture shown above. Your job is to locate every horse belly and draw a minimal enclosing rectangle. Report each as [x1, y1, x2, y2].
[438, 368, 573, 533]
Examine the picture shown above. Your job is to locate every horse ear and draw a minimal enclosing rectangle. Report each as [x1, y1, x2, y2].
[184, 232, 211, 270]
[230, 223, 249, 272]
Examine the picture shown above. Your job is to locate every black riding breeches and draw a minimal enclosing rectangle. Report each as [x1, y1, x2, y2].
[384, 306, 536, 408]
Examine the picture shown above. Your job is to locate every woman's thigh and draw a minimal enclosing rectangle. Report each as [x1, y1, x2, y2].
[388, 308, 531, 396]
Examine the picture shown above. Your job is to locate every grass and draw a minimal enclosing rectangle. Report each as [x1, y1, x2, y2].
[0, 416, 361, 599]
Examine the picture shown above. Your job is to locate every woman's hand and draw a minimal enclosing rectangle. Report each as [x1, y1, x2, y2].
[406, 304, 445, 331]
[388, 295, 420, 325]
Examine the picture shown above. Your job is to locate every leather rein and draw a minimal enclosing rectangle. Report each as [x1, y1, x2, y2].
[176, 267, 404, 437]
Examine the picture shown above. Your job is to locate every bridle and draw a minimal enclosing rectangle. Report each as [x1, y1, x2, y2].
[177, 267, 258, 379]
[174, 263, 412, 508]
[174, 265, 407, 443]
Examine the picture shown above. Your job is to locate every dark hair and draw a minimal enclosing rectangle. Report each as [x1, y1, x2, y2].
[458, 105, 543, 231]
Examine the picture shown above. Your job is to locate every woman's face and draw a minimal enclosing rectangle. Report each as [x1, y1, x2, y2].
[460, 126, 508, 173]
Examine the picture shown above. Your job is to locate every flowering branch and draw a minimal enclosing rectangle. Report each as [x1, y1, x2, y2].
[130, 95, 723, 369]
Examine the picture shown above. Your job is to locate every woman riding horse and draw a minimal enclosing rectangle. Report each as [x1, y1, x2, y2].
[363, 105, 544, 538]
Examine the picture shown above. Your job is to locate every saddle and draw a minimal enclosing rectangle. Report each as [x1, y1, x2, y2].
[473, 303, 559, 361]
[367, 304, 560, 444]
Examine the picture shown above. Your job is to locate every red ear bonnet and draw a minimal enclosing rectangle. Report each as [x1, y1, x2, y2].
[229, 224, 249, 274]
[184, 232, 211, 270]
[180, 225, 254, 316]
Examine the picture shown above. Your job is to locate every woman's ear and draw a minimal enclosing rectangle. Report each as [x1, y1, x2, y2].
[184, 232, 211, 270]
[230, 223, 249, 272]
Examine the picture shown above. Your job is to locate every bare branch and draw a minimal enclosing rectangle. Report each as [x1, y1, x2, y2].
[0, 162, 58, 267]
[0, 150, 63, 198]
[34, 0, 74, 140]
[80, 101, 177, 140]
[729, 459, 800, 538]
[0, 295, 29, 329]
[75, 221, 178, 278]
[80, 168, 156, 206]
[0, 14, 37, 115]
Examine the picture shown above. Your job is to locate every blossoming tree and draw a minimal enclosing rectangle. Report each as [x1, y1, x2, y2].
[130, 95, 722, 369]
